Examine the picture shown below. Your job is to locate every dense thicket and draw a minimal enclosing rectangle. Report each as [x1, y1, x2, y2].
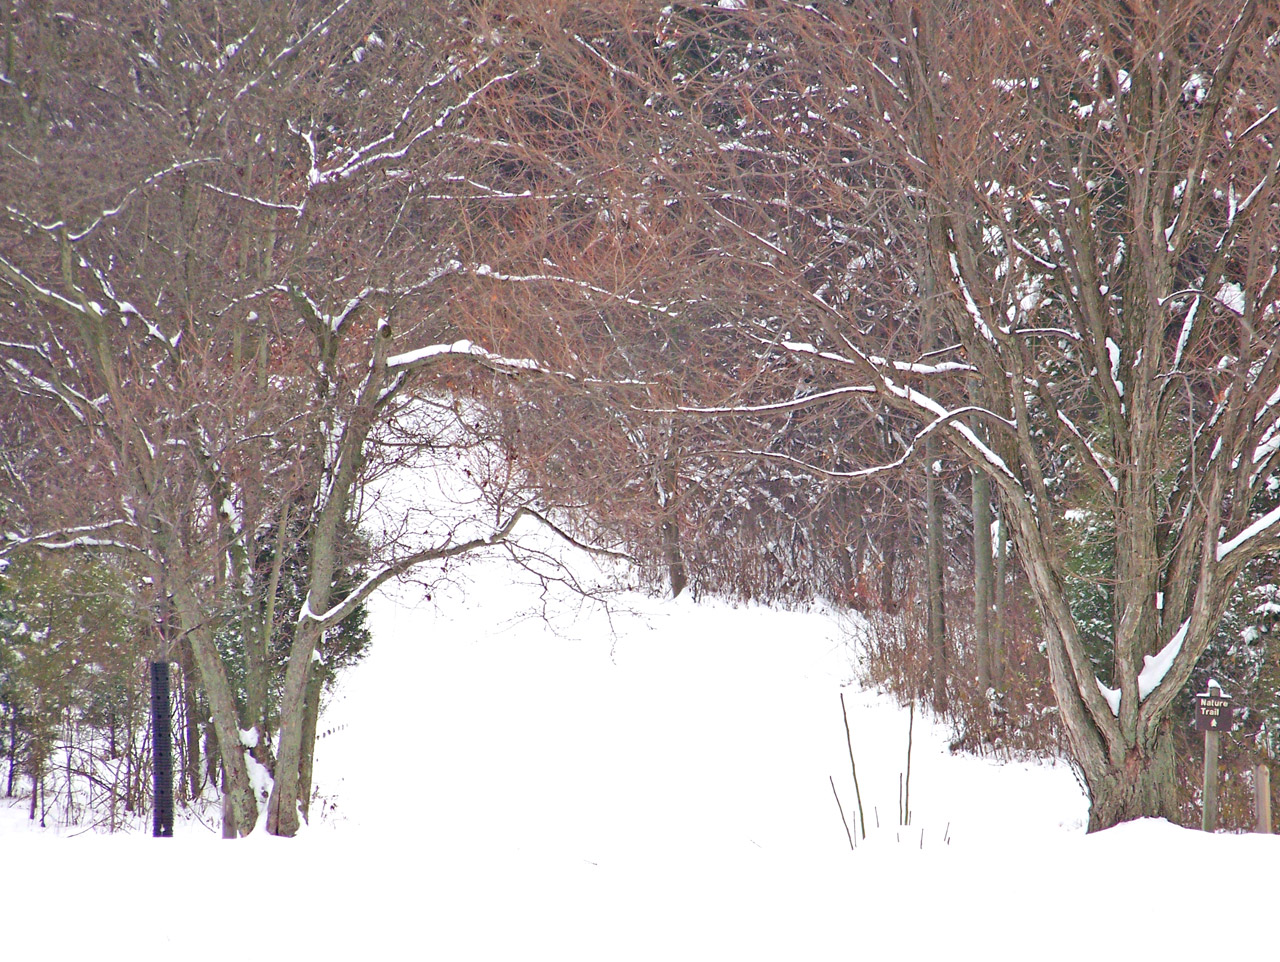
[3, 0, 1279, 835]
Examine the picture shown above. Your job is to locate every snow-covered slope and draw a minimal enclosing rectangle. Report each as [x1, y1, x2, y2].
[3, 536, 1277, 959]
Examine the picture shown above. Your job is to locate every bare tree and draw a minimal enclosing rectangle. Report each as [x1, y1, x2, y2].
[0, 0, 580, 836]
[711, 0, 1280, 829]
[437, 1, 931, 610]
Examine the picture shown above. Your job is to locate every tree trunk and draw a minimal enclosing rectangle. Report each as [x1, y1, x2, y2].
[220, 766, 237, 839]
[992, 504, 1007, 687]
[925, 439, 947, 710]
[5, 706, 17, 797]
[296, 664, 325, 824]
[880, 526, 897, 611]
[1084, 719, 1180, 833]
[972, 466, 994, 692]
[183, 617, 258, 836]
[268, 304, 393, 837]
[658, 447, 687, 598]
[179, 641, 203, 802]
[660, 516, 687, 599]
[267, 620, 323, 837]
[244, 502, 292, 768]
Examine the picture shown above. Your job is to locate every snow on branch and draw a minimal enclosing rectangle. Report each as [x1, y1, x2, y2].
[1098, 618, 1193, 716]
[202, 184, 305, 217]
[666, 385, 875, 417]
[297, 506, 629, 632]
[0, 252, 99, 317]
[1138, 620, 1189, 701]
[725, 443, 913, 482]
[2, 521, 136, 557]
[230, 0, 358, 105]
[880, 377, 1022, 487]
[387, 339, 560, 377]
[424, 174, 566, 201]
[700, 333, 1021, 492]
[2, 353, 104, 424]
[1171, 294, 1202, 370]
[472, 263, 683, 319]
[7, 158, 221, 243]
[307, 65, 523, 186]
[1057, 410, 1118, 492]
[948, 252, 999, 345]
[782, 340, 974, 376]
[1217, 500, 1280, 562]
[1096, 678, 1121, 716]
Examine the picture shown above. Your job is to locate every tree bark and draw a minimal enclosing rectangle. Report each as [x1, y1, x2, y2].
[178, 641, 203, 803]
[880, 526, 897, 611]
[267, 620, 322, 836]
[5, 706, 16, 797]
[176, 588, 258, 836]
[972, 465, 994, 692]
[659, 498, 687, 598]
[992, 504, 1007, 687]
[1086, 720, 1179, 833]
[925, 439, 947, 711]
[658, 440, 687, 598]
[296, 662, 324, 824]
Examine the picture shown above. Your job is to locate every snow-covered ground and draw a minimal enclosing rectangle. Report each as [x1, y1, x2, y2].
[3, 538, 1277, 959]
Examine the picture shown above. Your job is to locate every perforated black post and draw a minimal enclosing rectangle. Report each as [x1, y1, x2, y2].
[150, 660, 174, 837]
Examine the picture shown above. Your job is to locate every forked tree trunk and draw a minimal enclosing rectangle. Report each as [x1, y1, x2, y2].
[1083, 720, 1179, 833]
[1027, 580, 1189, 833]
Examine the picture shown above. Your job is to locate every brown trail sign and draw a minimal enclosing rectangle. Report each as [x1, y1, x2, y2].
[1194, 689, 1233, 733]
[1195, 683, 1232, 832]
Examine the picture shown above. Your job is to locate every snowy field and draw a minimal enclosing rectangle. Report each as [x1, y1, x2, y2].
[3, 539, 1278, 959]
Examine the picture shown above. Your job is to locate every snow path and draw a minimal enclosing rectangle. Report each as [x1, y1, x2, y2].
[4, 547, 1278, 959]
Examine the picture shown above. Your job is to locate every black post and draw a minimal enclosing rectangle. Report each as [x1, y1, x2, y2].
[150, 661, 174, 837]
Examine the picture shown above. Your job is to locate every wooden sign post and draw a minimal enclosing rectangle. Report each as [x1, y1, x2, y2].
[1257, 763, 1272, 834]
[1195, 683, 1232, 833]
[1257, 720, 1274, 835]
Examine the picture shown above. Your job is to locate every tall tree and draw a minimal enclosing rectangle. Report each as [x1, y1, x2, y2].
[0, 0, 574, 836]
[729, 0, 1280, 829]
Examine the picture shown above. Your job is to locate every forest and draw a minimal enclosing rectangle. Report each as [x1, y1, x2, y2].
[2, 0, 1279, 838]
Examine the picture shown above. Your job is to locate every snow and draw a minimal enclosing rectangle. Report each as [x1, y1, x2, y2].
[1182, 72, 1209, 104]
[1097, 676, 1122, 715]
[387, 338, 541, 373]
[1094, 619, 1189, 710]
[1217, 500, 1280, 561]
[1216, 282, 1246, 316]
[4, 503, 1279, 957]
[949, 251, 998, 344]
[1138, 619, 1188, 700]
[1106, 335, 1124, 397]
